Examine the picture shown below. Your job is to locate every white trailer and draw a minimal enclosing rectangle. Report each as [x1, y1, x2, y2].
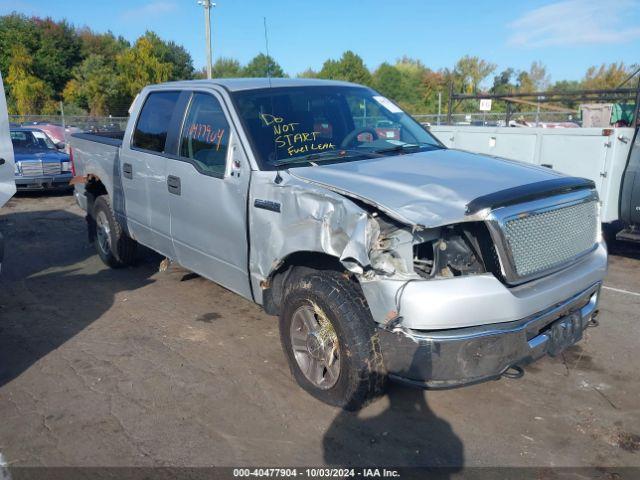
[429, 126, 635, 225]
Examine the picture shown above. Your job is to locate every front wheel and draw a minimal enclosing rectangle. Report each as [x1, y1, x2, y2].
[279, 270, 386, 410]
[92, 195, 137, 268]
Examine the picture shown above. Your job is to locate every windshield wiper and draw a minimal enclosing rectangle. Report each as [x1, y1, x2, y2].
[273, 149, 371, 168]
[374, 143, 441, 154]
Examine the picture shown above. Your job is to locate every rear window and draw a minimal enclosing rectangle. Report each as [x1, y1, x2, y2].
[132, 91, 180, 153]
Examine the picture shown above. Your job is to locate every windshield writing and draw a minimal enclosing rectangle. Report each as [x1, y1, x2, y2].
[233, 86, 443, 170]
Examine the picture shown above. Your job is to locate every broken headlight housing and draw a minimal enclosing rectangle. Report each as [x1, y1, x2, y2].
[412, 224, 493, 279]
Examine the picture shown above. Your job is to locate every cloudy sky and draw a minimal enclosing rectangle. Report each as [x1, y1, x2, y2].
[1, 0, 638, 82]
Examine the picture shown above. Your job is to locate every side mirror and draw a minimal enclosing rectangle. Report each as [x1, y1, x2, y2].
[56, 142, 66, 150]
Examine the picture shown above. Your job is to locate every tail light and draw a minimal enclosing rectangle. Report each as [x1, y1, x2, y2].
[69, 147, 76, 176]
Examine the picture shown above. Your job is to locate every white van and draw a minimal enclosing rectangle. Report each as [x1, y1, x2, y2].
[0, 72, 17, 270]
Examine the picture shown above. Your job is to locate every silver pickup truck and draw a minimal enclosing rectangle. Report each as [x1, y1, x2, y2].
[69, 78, 607, 410]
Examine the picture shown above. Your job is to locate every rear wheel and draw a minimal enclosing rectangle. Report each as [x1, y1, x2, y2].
[92, 195, 137, 268]
[279, 270, 386, 410]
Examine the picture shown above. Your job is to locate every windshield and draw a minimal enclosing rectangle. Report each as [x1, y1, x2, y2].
[231, 86, 444, 170]
[10, 130, 57, 150]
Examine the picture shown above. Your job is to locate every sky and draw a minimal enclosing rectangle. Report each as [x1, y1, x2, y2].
[1, 0, 639, 83]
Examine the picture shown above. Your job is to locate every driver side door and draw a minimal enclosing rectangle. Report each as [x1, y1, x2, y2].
[167, 90, 253, 299]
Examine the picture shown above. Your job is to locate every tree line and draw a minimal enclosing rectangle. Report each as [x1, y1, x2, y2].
[1, 13, 637, 117]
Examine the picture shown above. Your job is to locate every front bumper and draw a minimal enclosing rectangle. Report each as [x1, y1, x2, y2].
[15, 173, 72, 191]
[378, 282, 600, 388]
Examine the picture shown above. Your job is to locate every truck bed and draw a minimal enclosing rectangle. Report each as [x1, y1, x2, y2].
[69, 131, 125, 211]
[71, 131, 125, 147]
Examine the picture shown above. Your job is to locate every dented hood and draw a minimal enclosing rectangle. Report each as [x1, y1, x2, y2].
[288, 148, 564, 228]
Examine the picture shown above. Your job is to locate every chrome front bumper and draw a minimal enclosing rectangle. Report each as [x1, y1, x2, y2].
[378, 282, 600, 389]
[15, 173, 72, 190]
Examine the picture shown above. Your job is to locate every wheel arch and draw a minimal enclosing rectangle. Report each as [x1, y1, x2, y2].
[81, 175, 109, 243]
[261, 250, 354, 316]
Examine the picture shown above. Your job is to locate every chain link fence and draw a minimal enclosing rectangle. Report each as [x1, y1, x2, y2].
[9, 110, 581, 138]
[9, 115, 129, 134]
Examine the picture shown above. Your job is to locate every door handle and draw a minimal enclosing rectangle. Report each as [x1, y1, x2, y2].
[0, 158, 5, 166]
[541, 164, 553, 169]
[167, 175, 181, 195]
[122, 162, 133, 179]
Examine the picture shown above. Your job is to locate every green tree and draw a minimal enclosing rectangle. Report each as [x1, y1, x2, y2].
[116, 36, 173, 99]
[394, 57, 429, 110]
[318, 51, 372, 85]
[5, 44, 55, 115]
[297, 68, 319, 78]
[373, 62, 403, 100]
[140, 31, 194, 80]
[211, 57, 243, 78]
[242, 53, 285, 78]
[550, 79, 582, 109]
[452, 55, 496, 94]
[78, 28, 129, 62]
[421, 69, 447, 114]
[63, 54, 126, 115]
[0, 14, 40, 88]
[491, 68, 516, 94]
[582, 62, 636, 90]
[32, 17, 82, 94]
[517, 61, 550, 92]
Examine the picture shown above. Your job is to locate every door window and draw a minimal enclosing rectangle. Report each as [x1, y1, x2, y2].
[179, 93, 230, 176]
[132, 91, 180, 153]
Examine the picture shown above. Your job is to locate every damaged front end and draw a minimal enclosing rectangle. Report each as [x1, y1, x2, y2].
[249, 169, 497, 323]
[250, 168, 606, 390]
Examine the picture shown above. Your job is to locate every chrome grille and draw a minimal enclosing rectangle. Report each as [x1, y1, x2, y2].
[488, 190, 599, 284]
[17, 160, 61, 176]
[42, 162, 61, 175]
[20, 160, 43, 176]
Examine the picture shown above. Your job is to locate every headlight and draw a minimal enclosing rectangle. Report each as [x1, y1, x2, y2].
[61, 161, 71, 172]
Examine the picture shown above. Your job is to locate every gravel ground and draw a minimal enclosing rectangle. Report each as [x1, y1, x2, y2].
[0, 193, 639, 470]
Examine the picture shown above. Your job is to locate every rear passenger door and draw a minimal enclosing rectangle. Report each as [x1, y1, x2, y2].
[121, 90, 183, 257]
[167, 90, 252, 299]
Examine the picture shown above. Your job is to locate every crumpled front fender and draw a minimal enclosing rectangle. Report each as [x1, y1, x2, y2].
[249, 171, 380, 304]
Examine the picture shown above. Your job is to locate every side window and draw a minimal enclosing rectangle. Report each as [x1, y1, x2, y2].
[179, 93, 230, 176]
[132, 91, 180, 153]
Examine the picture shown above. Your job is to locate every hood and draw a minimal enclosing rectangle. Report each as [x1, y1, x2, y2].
[288, 149, 567, 228]
[14, 149, 69, 162]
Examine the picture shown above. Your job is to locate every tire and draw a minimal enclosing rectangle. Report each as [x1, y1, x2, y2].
[92, 195, 137, 268]
[279, 269, 387, 410]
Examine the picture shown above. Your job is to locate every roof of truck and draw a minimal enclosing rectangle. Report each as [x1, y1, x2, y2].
[156, 77, 367, 92]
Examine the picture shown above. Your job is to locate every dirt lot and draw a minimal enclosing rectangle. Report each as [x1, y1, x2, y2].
[0, 193, 639, 469]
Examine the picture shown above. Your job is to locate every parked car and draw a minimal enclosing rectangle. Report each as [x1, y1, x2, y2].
[11, 128, 72, 191]
[22, 123, 67, 148]
[69, 78, 606, 410]
[0, 72, 17, 271]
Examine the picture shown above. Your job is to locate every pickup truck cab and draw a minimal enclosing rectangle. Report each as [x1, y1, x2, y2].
[70, 78, 607, 409]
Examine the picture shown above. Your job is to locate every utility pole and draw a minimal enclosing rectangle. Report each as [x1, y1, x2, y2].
[197, 0, 215, 79]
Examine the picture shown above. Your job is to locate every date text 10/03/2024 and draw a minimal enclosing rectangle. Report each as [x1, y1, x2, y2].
[260, 113, 336, 157]
[233, 468, 401, 478]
